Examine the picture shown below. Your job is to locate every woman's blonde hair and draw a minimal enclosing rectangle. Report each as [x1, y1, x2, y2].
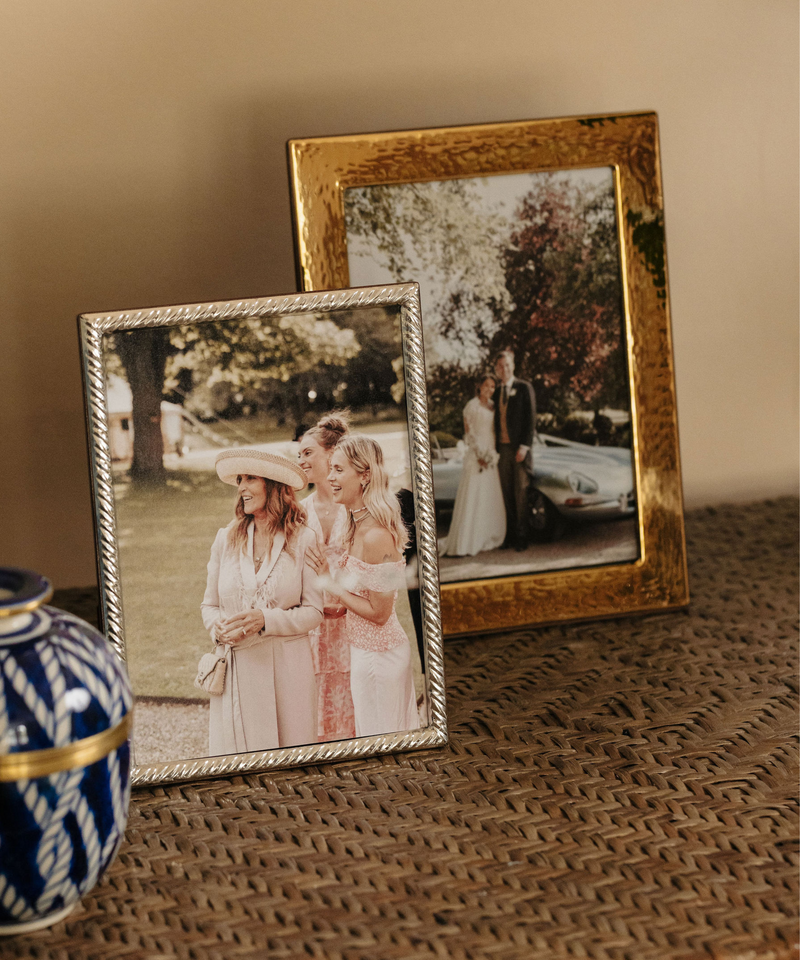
[336, 435, 408, 555]
[303, 410, 350, 452]
[228, 478, 306, 556]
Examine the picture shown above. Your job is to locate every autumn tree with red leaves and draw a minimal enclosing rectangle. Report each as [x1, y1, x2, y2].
[493, 174, 628, 419]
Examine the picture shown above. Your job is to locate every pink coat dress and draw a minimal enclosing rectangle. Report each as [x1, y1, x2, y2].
[305, 494, 356, 742]
[201, 522, 323, 755]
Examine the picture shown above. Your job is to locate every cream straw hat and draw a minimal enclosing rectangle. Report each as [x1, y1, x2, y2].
[214, 448, 307, 490]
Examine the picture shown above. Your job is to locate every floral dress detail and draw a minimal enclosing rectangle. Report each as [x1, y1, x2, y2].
[305, 495, 356, 743]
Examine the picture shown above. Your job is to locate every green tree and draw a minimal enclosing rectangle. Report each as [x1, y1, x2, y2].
[325, 304, 403, 412]
[113, 314, 360, 484]
[346, 179, 512, 372]
[114, 328, 171, 484]
[343, 173, 629, 439]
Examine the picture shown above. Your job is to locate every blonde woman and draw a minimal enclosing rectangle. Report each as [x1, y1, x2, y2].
[201, 449, 322, 755]
[322, 435, 419, 737]
[297, 412, 355, 742]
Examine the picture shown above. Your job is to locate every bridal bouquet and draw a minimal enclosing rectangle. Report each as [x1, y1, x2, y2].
[479, 448, 500, 472]
[468, 438, 499, 472]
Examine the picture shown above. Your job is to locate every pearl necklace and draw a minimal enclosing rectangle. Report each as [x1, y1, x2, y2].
[351, 506, 369, 524]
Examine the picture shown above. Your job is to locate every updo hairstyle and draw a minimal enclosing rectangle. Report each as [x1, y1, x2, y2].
[305, 411, 350, 452]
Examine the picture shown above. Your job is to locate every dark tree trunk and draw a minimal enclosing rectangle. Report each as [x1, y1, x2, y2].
[115, 328, 170, 485]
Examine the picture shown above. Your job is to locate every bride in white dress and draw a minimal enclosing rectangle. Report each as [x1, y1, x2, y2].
[442, 375, 507, 557]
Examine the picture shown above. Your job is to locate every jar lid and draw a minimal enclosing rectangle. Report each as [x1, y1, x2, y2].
[0, 567, 133, 780]
[0, 568, 53, 618]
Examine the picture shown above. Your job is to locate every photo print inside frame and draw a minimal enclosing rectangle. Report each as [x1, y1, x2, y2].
[344, 166, 639, 586]
[79, 286, 446, 786]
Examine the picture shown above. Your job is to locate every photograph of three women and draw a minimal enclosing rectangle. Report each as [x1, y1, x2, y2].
[107, 302, 429, 766]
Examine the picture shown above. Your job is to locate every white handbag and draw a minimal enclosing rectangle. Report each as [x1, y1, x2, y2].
[194, 644, 229, 696]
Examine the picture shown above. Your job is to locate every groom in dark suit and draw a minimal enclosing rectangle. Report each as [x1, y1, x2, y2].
[493, 349, 537, 551]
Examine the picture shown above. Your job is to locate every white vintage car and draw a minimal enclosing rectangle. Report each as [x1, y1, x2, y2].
[431, 433, 636, 540]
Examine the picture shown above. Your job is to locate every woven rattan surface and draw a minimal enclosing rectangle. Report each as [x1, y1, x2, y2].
[8, 498, 798, 960]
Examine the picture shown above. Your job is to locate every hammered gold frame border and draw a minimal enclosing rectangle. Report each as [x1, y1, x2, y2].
[288, 111, 688, 636]
[79, 284, 447, 786]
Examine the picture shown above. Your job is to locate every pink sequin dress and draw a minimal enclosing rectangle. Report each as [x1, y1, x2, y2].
[305, 495, 356, 742]
[341, 554, 419, 738]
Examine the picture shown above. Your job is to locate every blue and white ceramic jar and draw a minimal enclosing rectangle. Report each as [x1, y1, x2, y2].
[0, 568, 132, 934]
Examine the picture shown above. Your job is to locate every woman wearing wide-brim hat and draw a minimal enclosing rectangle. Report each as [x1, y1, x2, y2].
[201, 448, 323, 755]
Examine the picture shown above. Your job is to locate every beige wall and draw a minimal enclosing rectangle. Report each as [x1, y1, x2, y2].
[1, 0, 797, 587]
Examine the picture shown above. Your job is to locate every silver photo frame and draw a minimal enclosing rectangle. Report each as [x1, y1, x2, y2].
[79, 284, 446, 786]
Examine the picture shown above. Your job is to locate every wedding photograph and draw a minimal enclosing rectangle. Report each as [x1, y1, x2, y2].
[345, 166, 640, 585]
[86, 294, 438, 777]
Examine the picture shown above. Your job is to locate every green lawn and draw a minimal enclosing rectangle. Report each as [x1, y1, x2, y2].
[115, 471, 234, 699]
[116, 469, 421, 700]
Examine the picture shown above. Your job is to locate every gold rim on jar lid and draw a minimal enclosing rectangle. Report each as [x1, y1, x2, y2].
[0, 712, 132, 781]
[0, 568, 53, 619]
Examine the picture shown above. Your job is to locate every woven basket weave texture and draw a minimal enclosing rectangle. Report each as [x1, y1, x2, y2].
[8, 498, 798, 960]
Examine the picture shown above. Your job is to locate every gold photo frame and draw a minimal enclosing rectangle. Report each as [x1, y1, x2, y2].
[288, 112, 688, 636]
[79, 285, 447, 785]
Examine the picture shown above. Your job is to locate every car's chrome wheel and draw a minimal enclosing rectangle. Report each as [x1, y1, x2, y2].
[527, 487, 559, 542]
